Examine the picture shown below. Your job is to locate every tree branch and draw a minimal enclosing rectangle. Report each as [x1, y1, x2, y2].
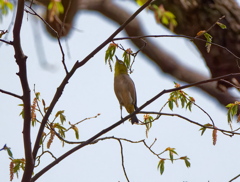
[117, 139, 130, 182]
[31, 72, 239, 181]
[13, 0, 34, 181]
[31, 1, 153, 180]
[0, 88, 22, 99]
[85, 0, 237, 107]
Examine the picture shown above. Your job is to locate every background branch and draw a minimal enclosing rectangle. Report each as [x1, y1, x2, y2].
[84, 0, 238, 107]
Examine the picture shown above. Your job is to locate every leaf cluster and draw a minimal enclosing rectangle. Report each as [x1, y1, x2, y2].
[226, 102, 240, 123]
[105, 43, 135, 72]
[168, 83, 194, 111]
[157, 147, 190, 175]
[151, 4, 177, 31]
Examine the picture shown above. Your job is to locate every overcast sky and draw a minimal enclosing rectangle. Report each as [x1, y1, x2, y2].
[1, 1, 240, 182]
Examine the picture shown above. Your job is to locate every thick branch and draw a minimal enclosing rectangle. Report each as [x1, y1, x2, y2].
[13, 0, 34, 181]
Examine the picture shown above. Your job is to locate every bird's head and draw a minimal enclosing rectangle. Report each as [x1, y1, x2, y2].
[114, 56, 128, 76]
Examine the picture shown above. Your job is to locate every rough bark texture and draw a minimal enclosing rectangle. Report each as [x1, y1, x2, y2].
[156, 0, 240, 90]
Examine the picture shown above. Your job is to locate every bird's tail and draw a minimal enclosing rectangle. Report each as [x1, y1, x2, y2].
[131, 114, 138, 124]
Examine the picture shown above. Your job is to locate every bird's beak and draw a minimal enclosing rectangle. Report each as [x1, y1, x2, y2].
[115, 55, 119, 61]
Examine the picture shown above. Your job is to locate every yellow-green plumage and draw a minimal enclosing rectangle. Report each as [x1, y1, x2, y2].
[114, 56, 138, 124]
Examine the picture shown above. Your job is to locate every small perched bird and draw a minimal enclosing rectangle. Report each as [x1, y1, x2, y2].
[114, 56, 138, 124]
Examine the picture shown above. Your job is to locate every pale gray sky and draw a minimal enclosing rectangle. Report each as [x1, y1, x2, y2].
[1, 1, 240, 182]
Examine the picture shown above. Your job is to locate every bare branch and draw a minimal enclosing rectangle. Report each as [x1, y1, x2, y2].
[25, 5, 68, 74]
[229, 174, 240, 182]
[117, 139, 130, 182]
[0, 38, 13, 45]
[113, 35, 240, 60]
[0, 89, 22, 99]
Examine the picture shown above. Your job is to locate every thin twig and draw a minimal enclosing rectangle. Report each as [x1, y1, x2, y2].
[149, 138, 157, 148]
[0, 89, 22, 99]
[220, 79, 240, 89]
[60, 0, 72, 37]
[139, 111, 240, 136]
[195, 15, 225, 38]
[113, 35, 240, 60]
[117, 139, 130, 182]
[35, 150, 57, 167]
[0, 38, 13, 45]
[25, 6, 68, 74]
[143, 140, 161, 159]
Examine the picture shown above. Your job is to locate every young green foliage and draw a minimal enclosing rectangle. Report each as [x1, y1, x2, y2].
[105, 43, 118, 64]
[156, 147, 190, 175]
[157, 159, 165, 175]
[168, 83, 194, 111]
[226, 102, 239, 123]
[151, 4, 177, 31]
[216, 22, 227, 29]
[143, 114, 154, 137]
[180, 156, 191, 168]
[165, 147, 178, 163]
[55, 110, 66, 124]
[10, 158, 25, 180]
[199, 123, 213, 136]
[122, 48, 133, 68]
[71, 125, 79, 140]
[48, 0, 64, 14]
[203, 32, 212, 53]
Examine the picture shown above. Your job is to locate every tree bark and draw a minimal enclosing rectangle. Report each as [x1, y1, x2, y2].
[155, 0, 240, 91]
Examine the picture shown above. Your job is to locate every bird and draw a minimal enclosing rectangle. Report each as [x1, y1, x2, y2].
[114, 55, 138, 124]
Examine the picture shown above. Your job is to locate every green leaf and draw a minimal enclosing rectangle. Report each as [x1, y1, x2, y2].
[72, 126, 79, 139]
[157, 159, 165, 175]
[203, 33, 212, 53]
[186, 101, 192, 112]
[60, 113, 66, 124]
[57, 2, 64, 14]
[35, 92, 40, 100]
[164, 11, 175, 19]
[216, 22, 227, 29]
[161, 16, 169, 25]
[231, 104, 238, 116]
[184, 158, 191, 168]
[226, 103, 234, 108]
[135, 0, 148, 6]
[170, 18, 178, 26]
[199, 123, 212, 135]
[105, 44, 117, 64]
[48, 2, 53, 10]
[180, 96, 186, 108]
[168, 100, 173, 110]
[55, 110, 66, 124]
[7, 148, 13, 158]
